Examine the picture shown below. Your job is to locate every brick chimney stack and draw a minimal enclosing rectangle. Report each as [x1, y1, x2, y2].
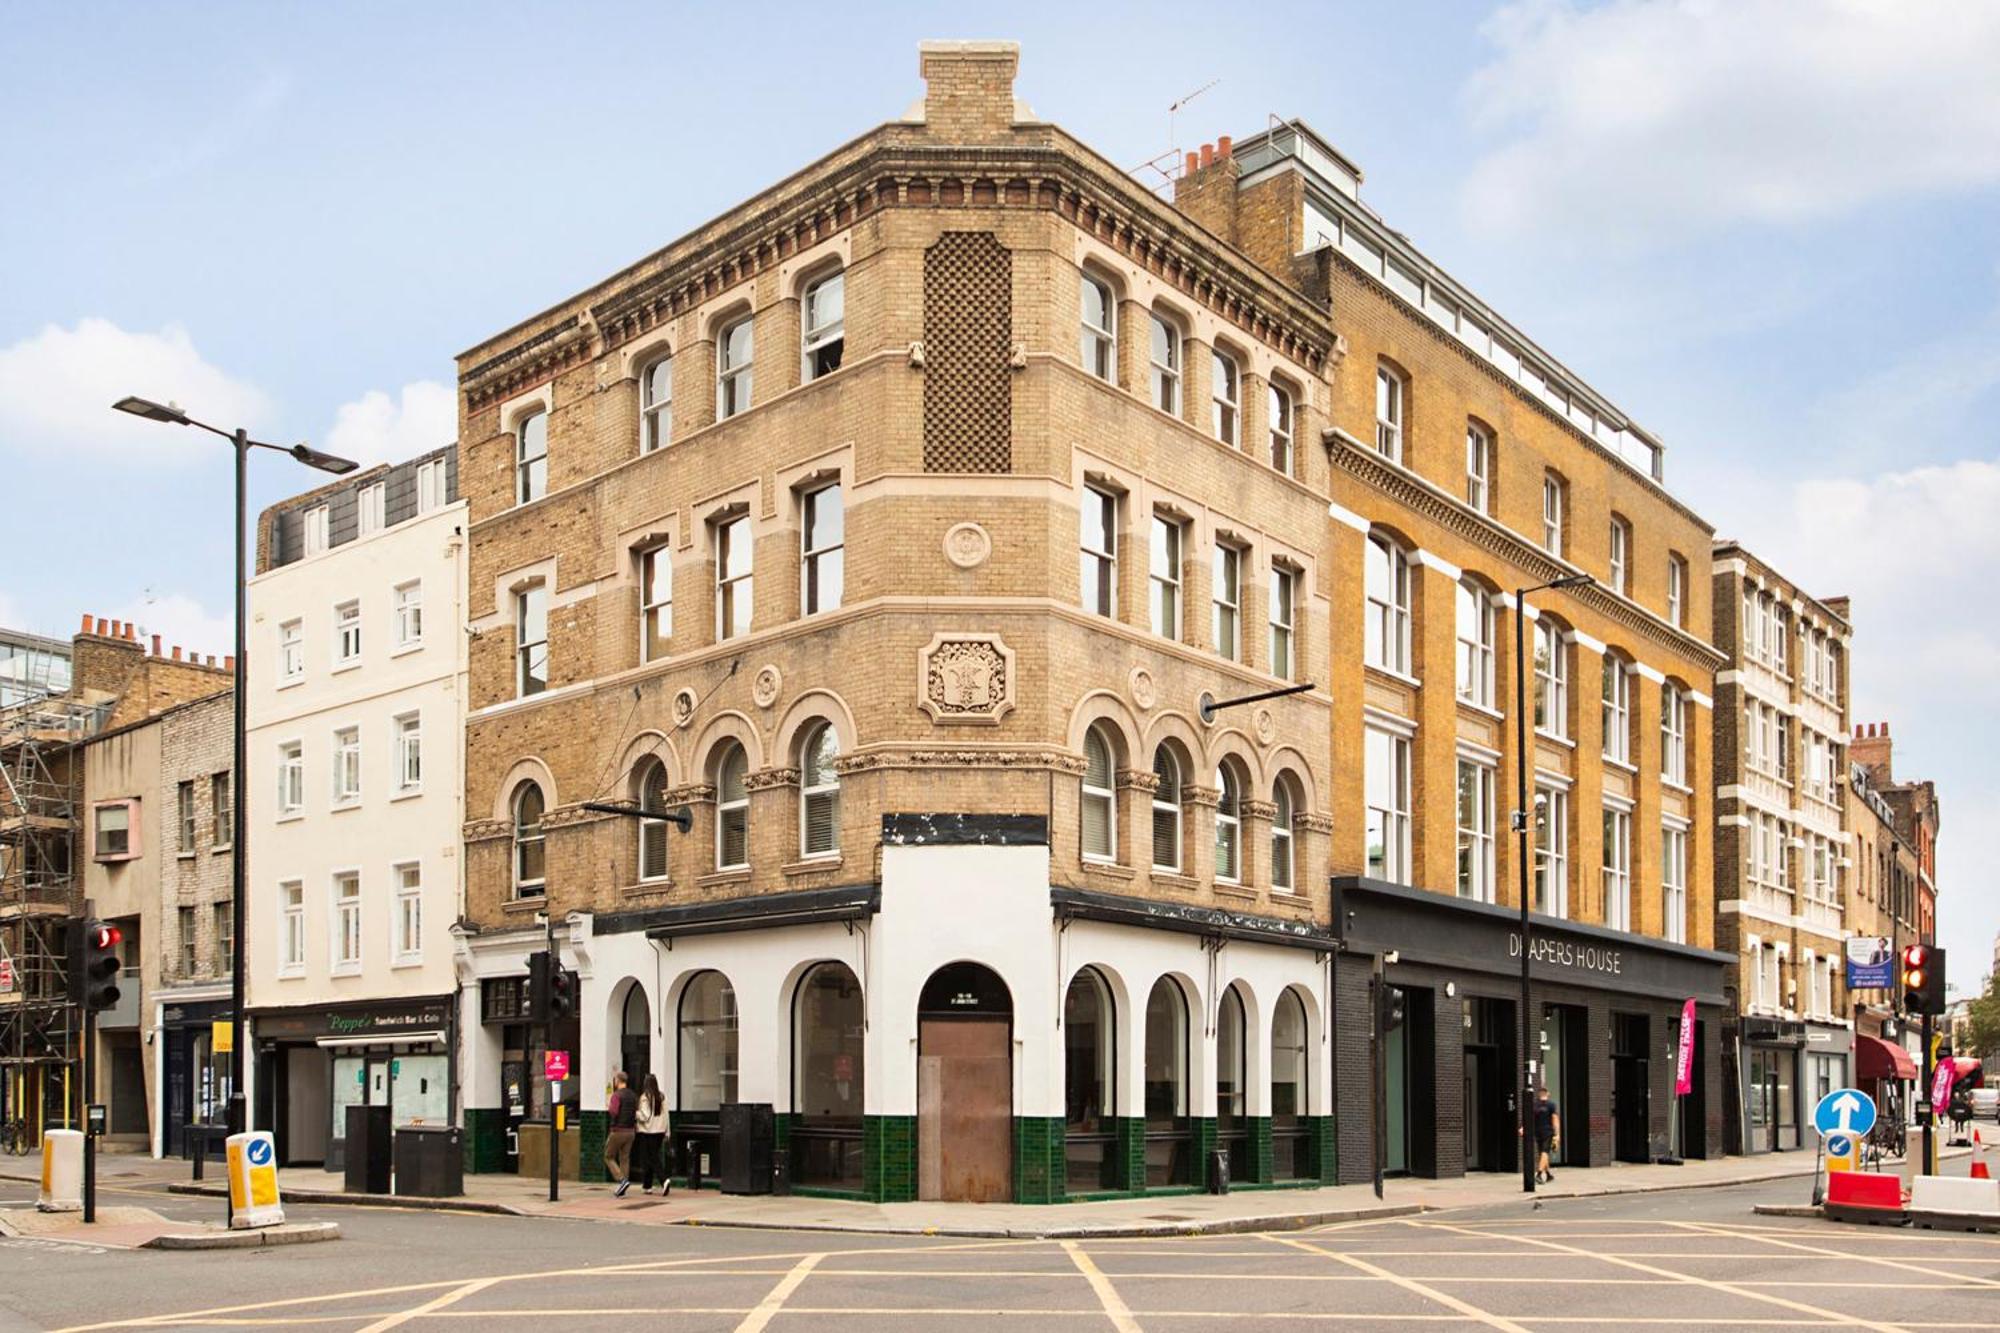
[1174, 137, 1242, 245]
[1852, 721, 1893, 786]
[918, 41, 1021, 143]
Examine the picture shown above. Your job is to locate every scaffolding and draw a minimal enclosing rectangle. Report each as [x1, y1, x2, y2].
[0, 686, 107, 1136]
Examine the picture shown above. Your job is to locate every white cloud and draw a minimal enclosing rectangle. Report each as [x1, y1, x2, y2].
[321, 380, 456, 470]
[111, 592, 233, 664]
[1462, 0, 2000, 240]
[0, 318, 270, 461]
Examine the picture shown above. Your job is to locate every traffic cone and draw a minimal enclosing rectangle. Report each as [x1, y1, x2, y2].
[1972, 1129, 1991, 1180]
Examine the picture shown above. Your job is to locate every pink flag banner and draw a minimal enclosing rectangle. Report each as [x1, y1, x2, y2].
[1675, 998, 1696, 1095]
[1932, 1056, 1958, 1109]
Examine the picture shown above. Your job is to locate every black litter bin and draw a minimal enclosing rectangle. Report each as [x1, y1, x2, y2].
[345, 1105, 392, 1194]
[393, 1125, 464, 1197]
[718, 1102, 774, 1195]
[1208, 1147, 1230, 1195]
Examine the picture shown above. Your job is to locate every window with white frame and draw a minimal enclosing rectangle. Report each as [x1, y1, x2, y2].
[1542, 473, 1564, 556]
[394, 712, 421, 792]
[1455, 580, 1494, 707]
[634, 758, 671, 882]
[333, 871, 361, 969]
[1465, 422, 1491, 511]
[332, 726, 360, 805]
[1364, 534, 1411, 675]
[715, 513, 753, 640]
[1213, 762, 1243, 883]
[1268, 564, 1296, 680]
[1534, 785, 1569, 916]
[1211, 348, 1240, 445]
[1271, 777, 1296, 893]
[1268, 383, 1294, 474]
[516, 409, 547, 505]
[1534, 618, 1568, 738]
[394, 863, 422, 962]
[801, 483, 843, 615]
[641, 353, 673, 453]
[1149, 514, 1182, 639]
[714, 744, 749, 870]
[415, 458, 445, 513]
[716, 315, 753, 419]
[1662, 822, 1688, 943]
[1148, 312, 1181, 414]
[280, 619, 303, 680]
[1079, 486, 1117, 618]
[1081, 724, 1117, 863]
[801, 270, 845, 381]
[1374, 363, 1405, 461]
[170, 780, 194, 851]
[1601, 656, 1631, 764]
[1150, 745, 1183, 872]
[358, 481, 385, 536]
[1750, 942, 1771, 1010]
[280, 881, 304, 973]
[516, 583, 548, 697]
[1661, 684, 1687, 786]
[799, 721, 840, 857]
[1772, 599, 1789, 674]
[1608, 516, 1630, 595]
[1211, 542, 1240, 661]
[335, 600, 361, 664]
[1365, 725, 1411, 882]
[640, 544, 672, 662]
[1079, 274, 1115, 380]
[1456, 757, 1495, 902]
[1602, 804, 1632, 930]
[302, 505, 329, 556]
[393, 580, 423, 648]
[278, 741, 303, 814]
[1667, 554, 1686, 627]
[212, 771, 231, 847]
[513, 783, 546, 897]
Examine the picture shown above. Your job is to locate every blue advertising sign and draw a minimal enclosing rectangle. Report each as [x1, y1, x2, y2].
[1845, 936, 1894, 990]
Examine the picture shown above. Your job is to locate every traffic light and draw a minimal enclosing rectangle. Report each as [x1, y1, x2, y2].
[548, 964, 576, 1022]
[526, 949, 576, 1024]
[527, 949, 552, 1023]
[72, 920, 123, 1012]
[1380, 983, 1407, 1032]
[1901, 944, 1947, 1015]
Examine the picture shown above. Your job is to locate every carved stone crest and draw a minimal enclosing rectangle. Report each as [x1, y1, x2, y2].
[752, 664, 783, 709]
[671, 688, 698, 729]
[943, 522, 992, 570]
[1254, 707, 1277, 746]
[918, 632, 1016, 725]
[1129, 667, 1157, 712]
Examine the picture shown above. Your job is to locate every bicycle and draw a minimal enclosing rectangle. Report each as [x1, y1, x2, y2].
[0, 1117, 30, 1157]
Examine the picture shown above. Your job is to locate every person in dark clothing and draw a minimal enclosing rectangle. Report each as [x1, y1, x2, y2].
[635, 1073, 670, 1195]
[1534, 1087, 1561, 1184]
[605, 1071, 637, 1197]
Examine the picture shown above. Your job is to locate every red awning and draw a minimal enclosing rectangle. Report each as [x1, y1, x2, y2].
[1856, 1033, 1918, 1080]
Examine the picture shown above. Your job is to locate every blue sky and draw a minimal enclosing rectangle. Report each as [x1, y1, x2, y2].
[4, 1, 1996, 979]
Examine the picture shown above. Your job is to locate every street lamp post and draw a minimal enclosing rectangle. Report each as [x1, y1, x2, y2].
[1512, 570, 1593, 1195]
[110, 397, 355, 1154]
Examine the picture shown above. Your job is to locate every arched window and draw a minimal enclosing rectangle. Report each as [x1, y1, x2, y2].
[1375, 362, 1405, 462]
[716, 314, 753, 419]
[1148, 311, 1181, 414]
[1143, 977, 1191, 1186]
[801, 269, 845, 380]
[1214, 762, 1243, 884]
[1217, 985, 1248, 1177]
[1455, 580, 1495, 707]
[678, 970, 738, 1112]
[512, 782, 545, 898]
[1079, 273, 1116, 380]
[515, 409, 547, 505]
[634, 757, 671, 882]
[1661, 683, 1688, 786]
[1081, 724, 1117, 863]
[1271, 777, 1296, 893]
[793, 961, 864, 1190]
[1064, 967, 1117, 1190]
[640, 354, 673, 453]
[1211, 347, 1240, 445]
[620, 983, 652, 1092]
[1268, 382, 1294, 474]
[1150, 745, 1183, 872]
[1534, 618, 1569, 739]
[1272, 989, 1310, 1180]
[1601, 654, 1632, 763]
[714, 744, 749, 870]
[1365, 534, 1412, 675]
[799, 721, 840, 857]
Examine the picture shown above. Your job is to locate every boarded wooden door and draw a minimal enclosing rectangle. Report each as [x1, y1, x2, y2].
[918, 1018, 1012, 1202]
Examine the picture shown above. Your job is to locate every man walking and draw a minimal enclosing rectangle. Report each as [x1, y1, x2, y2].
[1535, 1084, 1561, 1184]
[605, 1070, 638, 1197]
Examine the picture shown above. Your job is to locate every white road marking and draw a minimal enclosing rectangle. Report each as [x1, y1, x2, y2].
[733, 1252, 824, 1333]
[1064, 1240, 1145, 1333]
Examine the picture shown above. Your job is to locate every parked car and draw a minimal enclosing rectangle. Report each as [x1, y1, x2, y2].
[1970, 1087, 2000, 1122]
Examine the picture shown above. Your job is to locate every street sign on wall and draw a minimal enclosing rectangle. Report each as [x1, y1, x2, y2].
[544, 1050, 569, 1082]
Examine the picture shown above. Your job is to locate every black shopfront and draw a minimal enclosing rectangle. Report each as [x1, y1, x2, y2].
[161, 998, 233, 1159]
[1333, 878, 1728, 1183]
[252, 996, 456, 1168]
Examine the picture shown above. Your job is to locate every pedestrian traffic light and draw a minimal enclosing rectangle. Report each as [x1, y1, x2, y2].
[1901, 944, 1946, 1015]
[72, 920, 123, 1012]
[1381, 983, 1406, 1032]
[548, 964, 576, 1022]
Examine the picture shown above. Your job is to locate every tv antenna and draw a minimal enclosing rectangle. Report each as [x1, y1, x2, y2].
[1130, 77, 1221, 195]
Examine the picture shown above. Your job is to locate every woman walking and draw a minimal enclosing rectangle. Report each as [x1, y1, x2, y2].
[636, 1073, 670, 1196]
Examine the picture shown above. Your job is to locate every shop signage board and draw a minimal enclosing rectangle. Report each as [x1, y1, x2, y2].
[1845, 937, 1894, 990]
[544, 1050, 569, 1082]
[211, 1020, 233, 1054]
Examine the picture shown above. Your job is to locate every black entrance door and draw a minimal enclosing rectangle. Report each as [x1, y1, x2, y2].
[1612, 1014, 1651, 1163]
[1677, 1020, 1707, 1158]
[1462, 997, 1515, 1172]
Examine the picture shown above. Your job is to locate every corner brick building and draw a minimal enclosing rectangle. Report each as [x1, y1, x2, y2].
[451, 41, 1726, 1200]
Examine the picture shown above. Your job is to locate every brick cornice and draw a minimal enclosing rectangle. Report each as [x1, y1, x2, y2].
[835, 746, 1089, 777]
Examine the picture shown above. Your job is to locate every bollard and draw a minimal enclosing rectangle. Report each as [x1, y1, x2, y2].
[225, 1130, 286, 1229]
[38, 1130, 83, 1213]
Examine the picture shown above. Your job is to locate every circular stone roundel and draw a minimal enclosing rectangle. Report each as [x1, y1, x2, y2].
[1254, 707, 1277, 746]
[1129, 667, 1157, 712]
[671, 688, 698, 729]
[943, 522, 993, 570]
[752, 664, 783, 709]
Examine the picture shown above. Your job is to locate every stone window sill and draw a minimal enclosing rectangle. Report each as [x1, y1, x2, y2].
[1080, 860, 1135, 881]
[503, 895, 546, 915]
[696, 869, 752, 890]
[1151, 870, 1200, 893]
[784, 857, 844, 877]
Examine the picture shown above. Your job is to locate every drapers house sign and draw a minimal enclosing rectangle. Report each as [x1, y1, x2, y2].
[918, 632, 1016, 725]
[1509, 931, 1623, 978]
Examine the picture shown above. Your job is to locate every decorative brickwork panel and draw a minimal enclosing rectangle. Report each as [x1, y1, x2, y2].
[923, 231, 1012, 473]
[1012, 1116, 1066, 1204]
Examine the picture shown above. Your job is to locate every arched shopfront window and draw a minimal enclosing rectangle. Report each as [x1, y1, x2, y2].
[1272, 989, 1311, 1180]
[1143, 977, 1192, 1187]
[1064, 967, 1117, 1192]
[793, 961, 864, 1191]
[1217, 985, 1248, 1178]
[673, 970, 737, 1184]
[619, 983, 651, 1093]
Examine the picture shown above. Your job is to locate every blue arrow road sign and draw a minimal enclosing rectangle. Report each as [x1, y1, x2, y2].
[1812, 1088, 1876, 1139]
[1824, 1133, 1854, 1158]
[246, 1137, 273, 1167]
